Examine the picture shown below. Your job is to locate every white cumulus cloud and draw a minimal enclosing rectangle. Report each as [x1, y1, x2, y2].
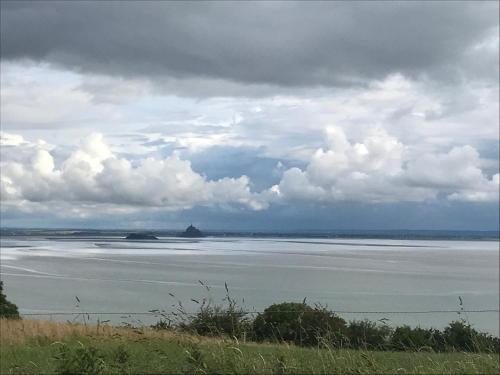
[271, 127, 499, 204]
[1, 129, 497, 219]
[0, 133, 268, 215]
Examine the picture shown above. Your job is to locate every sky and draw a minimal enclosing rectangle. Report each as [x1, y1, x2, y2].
[0, 1, 499, 231]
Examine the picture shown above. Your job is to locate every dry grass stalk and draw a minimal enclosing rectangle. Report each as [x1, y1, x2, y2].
[0, 318, 182, 344]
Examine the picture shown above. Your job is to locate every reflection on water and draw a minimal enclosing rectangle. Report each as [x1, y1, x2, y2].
[0, 235, 498, 335]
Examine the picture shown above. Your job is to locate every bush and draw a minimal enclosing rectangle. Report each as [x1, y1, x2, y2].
[164, 287, 499, 353]
[444, 321, 478, 351]
[390, 322, 499, 353]
[0, 281, 19, 319]
[184, 304, 251, 338]
[181, 285, 251, 338]
[443, 321, 499, 353]
[391, 325, 442, 351]
[347, 320, 392, 350]
[253, 302, 347, 346]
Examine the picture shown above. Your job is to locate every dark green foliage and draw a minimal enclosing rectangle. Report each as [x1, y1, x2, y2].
[391, 325, 443, 351]
[443, 321, 499, 353]
[53, 343, 106, 375]
[346, 320, 392, 350]
[0, 281, 19, 319]
[182, 285, 251, 338]
[253, 302, 347, 346]
[444, 321, 478, 351]
[390, 321, 499, 353]
[184, 303, 251, 338]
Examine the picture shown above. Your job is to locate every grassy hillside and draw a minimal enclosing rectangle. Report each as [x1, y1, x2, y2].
[1, 319, 499, 374]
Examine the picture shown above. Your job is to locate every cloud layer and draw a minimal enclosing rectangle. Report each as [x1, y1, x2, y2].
[0, 133, 267, 216]
[1, 129, 497, 220]
[0, 2, 498, 229]
[1, 2, 498, 91]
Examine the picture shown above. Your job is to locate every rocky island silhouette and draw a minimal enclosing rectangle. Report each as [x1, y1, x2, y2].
[179, 224, 204, 238]
[125, 232, 158, 240]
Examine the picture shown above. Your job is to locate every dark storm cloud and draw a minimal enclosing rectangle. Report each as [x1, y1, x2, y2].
[1, 1, 497, 87]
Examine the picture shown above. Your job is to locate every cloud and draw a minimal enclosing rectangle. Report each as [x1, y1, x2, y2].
[0, 63, 92, 127]
[405, 145, 489, 190]
[272, 127, 499, 204]
[0, 133, 268, 215]
[2, 64, 497, 170]
[0, 3, 497, 229]
[448, 173, 499, 203]
[1, 129, 497, 222]
[0, 132, 26, 146]
[1, 2, 497, 92]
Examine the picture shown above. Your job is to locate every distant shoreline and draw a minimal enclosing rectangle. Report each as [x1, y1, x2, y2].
[1, 228, 499, 241]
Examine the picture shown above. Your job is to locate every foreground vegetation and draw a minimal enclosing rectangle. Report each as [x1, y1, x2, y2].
[1, 281, 499, 373]
[152, 288, 499, 353]
[1, 319, 499, 375]
[0, 282, 19, 319]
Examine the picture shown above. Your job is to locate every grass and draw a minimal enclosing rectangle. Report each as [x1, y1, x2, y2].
[1, 319, 499, 374]
[0, 318, 183, 344]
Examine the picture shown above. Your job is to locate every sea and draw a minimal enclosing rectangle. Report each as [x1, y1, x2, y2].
[0, 229, 499, 335]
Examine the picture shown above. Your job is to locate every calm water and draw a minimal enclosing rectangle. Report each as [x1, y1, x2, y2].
[1, 235, 498, 334]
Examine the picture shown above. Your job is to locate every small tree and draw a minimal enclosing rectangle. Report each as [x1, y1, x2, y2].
[0, 281, 19, 319]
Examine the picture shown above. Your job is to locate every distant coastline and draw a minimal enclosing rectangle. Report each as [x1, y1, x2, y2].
[1, 228, 499, 241]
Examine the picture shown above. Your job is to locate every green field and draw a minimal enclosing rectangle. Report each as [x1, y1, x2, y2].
[1, 320, 499, 374]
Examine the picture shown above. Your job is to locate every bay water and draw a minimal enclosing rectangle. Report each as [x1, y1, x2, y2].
[1, 234, 498, 335]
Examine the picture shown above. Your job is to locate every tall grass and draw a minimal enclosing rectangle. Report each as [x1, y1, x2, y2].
[1, 319, 499, 375]
[0, 318, 190, 345]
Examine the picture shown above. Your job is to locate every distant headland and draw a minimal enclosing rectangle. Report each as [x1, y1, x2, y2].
[125, 233, 158, 240]
[179, 225, 204, 238]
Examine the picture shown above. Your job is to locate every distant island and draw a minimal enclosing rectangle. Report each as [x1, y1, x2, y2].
[125, 233, 158, 240]
[179, 225, 204, 238]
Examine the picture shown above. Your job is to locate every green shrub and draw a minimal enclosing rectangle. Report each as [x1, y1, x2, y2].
[53, 342, 106, 375]
[391, 325, 442, 351]
[164, 288, 499, 353]
[443, 321, 499, 352]
[253, 302, 347, 346]
[444, 321, 478, 351]
[0, 281, 19, 319]
[390, 322, 499, 353]
[181, 285, 251, 338]
[183, 304, 251, 338]
[347, 320, 392, 350]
